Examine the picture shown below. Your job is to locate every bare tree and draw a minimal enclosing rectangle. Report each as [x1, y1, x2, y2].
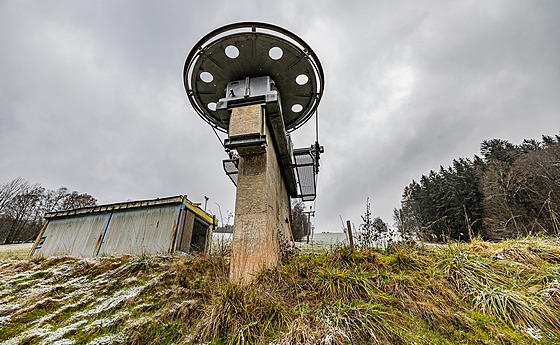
[0, 177, 29, 215]
[0, 178, 98, 244]
[480, 160, 521, 239]
[43, 187, 71, 213]
[482, 144, 560, 239]
[3, 184, 44, 244]
[60, 191, 97, 210]
[394, 183, 421, 240]
[510, 144, 560, 234]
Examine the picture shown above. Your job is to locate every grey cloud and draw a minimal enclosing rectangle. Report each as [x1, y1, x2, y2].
[1, 0, 558, 232]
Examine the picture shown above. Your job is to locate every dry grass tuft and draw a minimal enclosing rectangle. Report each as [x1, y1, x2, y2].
[313, 267, 376, 301]
[193, 282, 290, 344]
[475, 287, 560, 335]
[272, 316, 316, 345]
[1, 236, 560, 344]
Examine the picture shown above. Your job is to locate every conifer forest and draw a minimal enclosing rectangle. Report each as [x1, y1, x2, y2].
[394, 132, 560, 242]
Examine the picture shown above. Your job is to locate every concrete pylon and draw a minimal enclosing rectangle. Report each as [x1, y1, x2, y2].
[228, 105, 292, 284]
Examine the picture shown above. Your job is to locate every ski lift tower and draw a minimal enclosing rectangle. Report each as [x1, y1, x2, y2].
[184, 22, 324, 284]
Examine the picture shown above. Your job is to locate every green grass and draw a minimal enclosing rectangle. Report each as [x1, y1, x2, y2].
[0, 236, 560, 344]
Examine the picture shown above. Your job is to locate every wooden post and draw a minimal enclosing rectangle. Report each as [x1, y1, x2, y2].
[346, 220, 354, 250]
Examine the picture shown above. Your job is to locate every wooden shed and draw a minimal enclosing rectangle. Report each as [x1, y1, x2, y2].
[30, 196, 217, 257]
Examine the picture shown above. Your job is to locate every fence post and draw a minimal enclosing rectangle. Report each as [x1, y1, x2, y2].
[347, 220, 354, 251]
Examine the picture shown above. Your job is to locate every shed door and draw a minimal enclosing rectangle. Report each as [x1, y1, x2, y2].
[178, 210, 194, 253]
[190, 219, 209, 253]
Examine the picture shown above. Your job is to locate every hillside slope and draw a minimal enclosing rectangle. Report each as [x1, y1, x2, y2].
[1, 237, 560, 344]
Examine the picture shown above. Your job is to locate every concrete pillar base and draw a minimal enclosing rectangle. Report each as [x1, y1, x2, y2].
[229, 105, 292, 284]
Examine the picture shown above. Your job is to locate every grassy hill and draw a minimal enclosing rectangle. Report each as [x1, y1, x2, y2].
[1, 237, 560, 344]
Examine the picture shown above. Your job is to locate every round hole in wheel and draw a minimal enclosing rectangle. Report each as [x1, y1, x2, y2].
[269, 46, 283, 60]
[208, 102, 217, 111]
[200, 71, 213, 83]
[291, 104, 303, 113]
[296, 74, 309, 85]
[225, 45, 239, 59]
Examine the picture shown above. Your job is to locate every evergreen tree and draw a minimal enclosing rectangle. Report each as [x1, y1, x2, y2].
[356, 198, 388, 248]
[290, 201, 309, 241]
[399, 157, 484, 241]
[398, 130, 560, 242]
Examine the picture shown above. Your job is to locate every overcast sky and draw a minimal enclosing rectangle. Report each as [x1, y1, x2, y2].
[1, 0, 559, 232]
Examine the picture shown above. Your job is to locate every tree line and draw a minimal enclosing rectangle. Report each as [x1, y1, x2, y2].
[394, 132, 560, 241]
[0, 177, 97, 244]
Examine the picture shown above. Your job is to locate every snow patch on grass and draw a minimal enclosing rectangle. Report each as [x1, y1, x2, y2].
[84, 311, 131, 331]
[0, 315, 11, 328]
[525, 327, 543, 340]
[0, 325, 51, 345]
[86, 331, 126, 345]
[73, 285, 146, 319]
[0, 304, 19, 314]
[132, 302, 153, 310]
[41, 320, 87, 344]
[51, 339, 76, 345]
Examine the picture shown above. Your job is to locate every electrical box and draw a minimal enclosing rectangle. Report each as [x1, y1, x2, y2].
[216, 76, 280, 111]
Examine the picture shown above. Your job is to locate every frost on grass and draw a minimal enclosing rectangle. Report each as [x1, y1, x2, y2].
[33, 284, 100, 327]
[73, 273, 163, 320]
[84, 311, 132, 331]
[0, 256, 169, 345]
[2, 319, 88, 345]
[51, 339, 76, 345]
[2, 238, 560, 344]
[86, 331, 126, 345]
[316, 311, 350, 345]
[0, 316, 10, 328]
[0, 304, 18, 315]
[538, 278, 560, 301]
[132, 302, 153, 310]
[525, 327, 543, 340]
[73, 286, 146, 319]
[127, 316, 151, 328]
[0, 325, 50, 345]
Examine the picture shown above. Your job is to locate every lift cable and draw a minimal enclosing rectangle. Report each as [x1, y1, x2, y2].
[315, 107, 319, 143]
[211, 125, 226, 150]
